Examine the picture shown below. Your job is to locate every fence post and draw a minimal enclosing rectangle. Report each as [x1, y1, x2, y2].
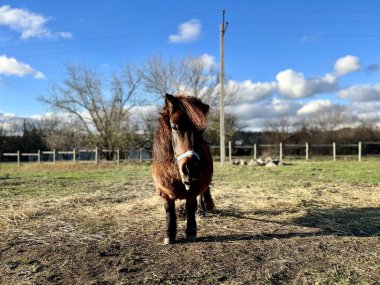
[73, 148, 76, 164]
[253, 144, 257, 160]
[358, 141, 362, 162]
[333, 142, 336, 161]
[95, 147, 98, 165]
[53, 149, 56, 164]
[279, 143, 283, 162]
[116, 149, 120, 165]
[17, 150, 20, 167]
[305, 143, 309, 160]
[228, 141, 232, 163]
[139, 148, 143, 162]
[38, 149, 41, 163]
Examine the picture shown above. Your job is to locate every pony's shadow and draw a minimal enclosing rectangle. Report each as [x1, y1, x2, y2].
[191, 207, 380, 243]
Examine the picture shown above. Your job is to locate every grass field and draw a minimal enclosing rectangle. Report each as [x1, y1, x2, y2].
[0, 161, 379, 284]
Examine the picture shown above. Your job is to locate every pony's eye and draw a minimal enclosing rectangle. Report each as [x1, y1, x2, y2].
[171, 124, 179, 132]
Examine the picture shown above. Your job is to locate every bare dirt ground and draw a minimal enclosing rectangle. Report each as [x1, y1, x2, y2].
[0, 162, 379, 284]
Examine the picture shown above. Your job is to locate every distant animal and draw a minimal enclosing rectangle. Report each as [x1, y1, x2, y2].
[152, 94, 214, 244]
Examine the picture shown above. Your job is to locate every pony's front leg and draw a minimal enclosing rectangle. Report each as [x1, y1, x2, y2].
[164, 198, 176, 244]
[185, 196, 197, 242]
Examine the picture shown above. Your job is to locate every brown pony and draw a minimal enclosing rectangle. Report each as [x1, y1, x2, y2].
[152, 94, 214, 244]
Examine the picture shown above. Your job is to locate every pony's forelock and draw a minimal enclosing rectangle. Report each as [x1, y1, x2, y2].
[175, 95, 209, 131]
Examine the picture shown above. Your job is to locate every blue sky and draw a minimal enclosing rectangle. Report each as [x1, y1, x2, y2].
[1, 0, 380, 131]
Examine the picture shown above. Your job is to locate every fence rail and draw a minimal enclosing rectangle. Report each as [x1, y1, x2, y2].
[211, 141, 380, 163]
[1, 141, 380, 167]
[0, 147, 152, 167]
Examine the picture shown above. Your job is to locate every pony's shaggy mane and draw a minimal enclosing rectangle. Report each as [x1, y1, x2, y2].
[152, 95, 209, 164]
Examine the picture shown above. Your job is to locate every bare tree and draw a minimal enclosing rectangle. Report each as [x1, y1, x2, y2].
[39, 64, 142, 150]
[143, 55, 186, 98]
[204, 110, 240, 145]
[263, 117, 292, 143]
[311, 105, 346, 143]
[143, 54, 236, 106]
[184, 55, 220, 105]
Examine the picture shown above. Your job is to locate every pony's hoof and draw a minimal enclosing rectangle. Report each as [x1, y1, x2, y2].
[186, 235, 196, 242]
[164, 237, 175, 245]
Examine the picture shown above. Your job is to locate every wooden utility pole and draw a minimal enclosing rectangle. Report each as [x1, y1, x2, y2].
[333, 142, 336, 162]
[220, 10, 228, 167]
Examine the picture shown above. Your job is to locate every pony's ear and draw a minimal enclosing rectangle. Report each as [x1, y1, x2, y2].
[165, 93, 177, 113]
[200, 102, 210, 115]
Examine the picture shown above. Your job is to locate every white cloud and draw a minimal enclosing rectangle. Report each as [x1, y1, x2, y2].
[339, 84, 380, 102]
[347, 101, 380, 114]
[0, 55, 45, 79]
[274, 55, 360, 99]
[0, 112, 17, 119]
[169, 19, 201, 43]
[219, 54, 378, 130]
[226, 98, 302, 131]
[129, 105, 159, 118]
[185, 54, 216, 70]
[29, 112, 55, 120]
[227, 98, 300, 120]
[230, 80, 277, 104]
[297, 99, 333, 115]
[199, 54, 216, 69]
[276, 69, 338, 99]
[0, 112, 22, 132]
[0, 5, 72, 39]
[129, 105, 159, 123]
[346, 102, 380, 126]
[334, 55, 361, 75]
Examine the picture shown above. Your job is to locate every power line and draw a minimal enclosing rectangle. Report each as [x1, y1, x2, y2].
[13, 40, 169, 59]
[231, 20, 380, 24]
[1, 23, 217, 51]
[229, 32, 380, 38]
[12, 31, 219, 59]
[227, 9, 380, 15]
[52, 10, 220, 32]
[1, 31, 169, 51]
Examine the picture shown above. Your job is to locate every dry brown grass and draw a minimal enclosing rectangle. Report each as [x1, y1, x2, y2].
[0, 161, 379, 284]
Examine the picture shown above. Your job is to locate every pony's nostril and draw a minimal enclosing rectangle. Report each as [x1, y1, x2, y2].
[182, 164, 189, 176]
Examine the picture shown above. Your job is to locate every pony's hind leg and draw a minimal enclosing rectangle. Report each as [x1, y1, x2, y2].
[197, 195, 206, 216]
[203, 187, 215, 211]
[164, 198, 176, 244]
[197, 187, 215, 215]
[185, 196, 197, 242]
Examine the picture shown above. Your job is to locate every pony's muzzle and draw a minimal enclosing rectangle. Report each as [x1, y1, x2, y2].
[183, 177, 199, 190]
[179, 157, 200, 190]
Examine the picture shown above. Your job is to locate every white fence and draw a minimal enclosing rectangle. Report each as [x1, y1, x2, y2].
[0, 147, 151, 167]
[211, 141, 380, 163]
[2, 141, 380, 167]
